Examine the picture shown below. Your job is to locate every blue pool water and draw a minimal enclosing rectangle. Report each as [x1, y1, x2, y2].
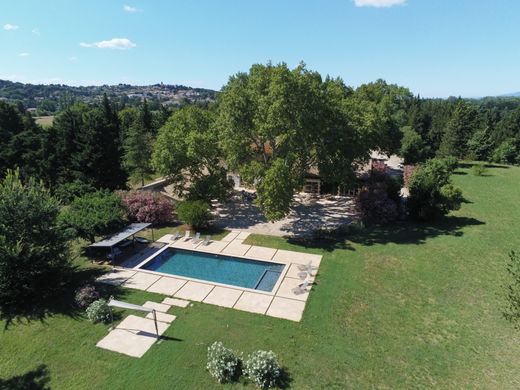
[140, 248, 285, 292]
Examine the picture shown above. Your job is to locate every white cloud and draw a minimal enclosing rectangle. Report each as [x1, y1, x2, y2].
[32, 28, 40, 35]
[123, 5, 141, 13]
[19, 52, 30, 57]
[354, 0, 407, 7]
[80, 38, 136, 50]
[3, 23, 19, 31]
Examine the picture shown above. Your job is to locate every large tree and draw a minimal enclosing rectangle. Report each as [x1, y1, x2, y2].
[0, 170, 70, 322]
[217, 62, 371, 220]
[152, 105, 231, 202]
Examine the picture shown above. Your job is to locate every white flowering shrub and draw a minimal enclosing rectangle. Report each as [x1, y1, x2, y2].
[244, 350, 281, 388]
[85, 299, 111, 324]
[206, 341, 241, 383]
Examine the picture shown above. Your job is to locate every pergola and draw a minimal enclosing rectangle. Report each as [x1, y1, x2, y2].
[89, 223, 152, 261]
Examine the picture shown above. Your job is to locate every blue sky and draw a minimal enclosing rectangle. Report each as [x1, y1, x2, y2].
[0, 0, 519, 97]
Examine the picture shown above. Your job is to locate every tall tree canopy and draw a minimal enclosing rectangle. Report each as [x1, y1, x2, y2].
[152, 105, 231, 202]
[0, 170, 70, 322]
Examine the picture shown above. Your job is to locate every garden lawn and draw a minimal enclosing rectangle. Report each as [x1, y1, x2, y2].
[1, 164, 520, 389]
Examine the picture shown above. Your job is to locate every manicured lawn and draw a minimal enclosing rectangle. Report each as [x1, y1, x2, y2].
[34, 115, 55, 128]
[1, 164, 520, 389]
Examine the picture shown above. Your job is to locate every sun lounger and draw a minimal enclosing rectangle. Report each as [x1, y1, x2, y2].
[183, 230, 191, 241]
[202, 235, 211, 246]
[171, 231, 181, 241]
[297, 261, 314, 276]
[192, 232, 201, 245]
[292, 279, 312, 295]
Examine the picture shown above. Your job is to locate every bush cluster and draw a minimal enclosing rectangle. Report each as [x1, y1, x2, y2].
[206, 341, 241, 383]
[206, 342, 282, 388]
[357, 170, 401, 226]
[176, 200, 212, 229]
[120, 190, 173, 225]
[243, 350, 282, 389]
[74, 285, 100, 309]
[85, 299, 111, 324]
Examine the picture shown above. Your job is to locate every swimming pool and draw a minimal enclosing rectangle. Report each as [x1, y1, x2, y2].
[139, 248, 285, 292]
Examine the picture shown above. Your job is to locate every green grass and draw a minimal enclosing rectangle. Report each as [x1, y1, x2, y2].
[2, 164, 520, 389]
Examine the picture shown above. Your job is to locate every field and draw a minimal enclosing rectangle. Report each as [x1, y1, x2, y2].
[1, 164, 520, 389]
[34, 115, 55, 128]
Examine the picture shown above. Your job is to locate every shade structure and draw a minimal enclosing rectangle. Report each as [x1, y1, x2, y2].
[89, 223, 151, 248]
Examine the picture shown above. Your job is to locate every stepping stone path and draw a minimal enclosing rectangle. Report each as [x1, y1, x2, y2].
[96, 299, 178, 358]
[162, 297, 190, 308]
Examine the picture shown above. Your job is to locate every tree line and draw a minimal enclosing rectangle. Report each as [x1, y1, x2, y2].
[1, 62, 520, 221]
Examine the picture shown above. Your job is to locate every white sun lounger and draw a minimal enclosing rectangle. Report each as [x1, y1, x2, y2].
[192, 232, 201, 245]
[202, 235, 211, 246]
[292, 279, 312, 295]
[183, 230, 191, 241]
[171, 231, 181, 241]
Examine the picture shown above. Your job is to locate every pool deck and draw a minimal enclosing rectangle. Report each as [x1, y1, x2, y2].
[97, 231, 322, 322]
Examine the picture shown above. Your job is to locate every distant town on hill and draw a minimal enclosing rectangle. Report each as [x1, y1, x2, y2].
[0, 79, 217, 114]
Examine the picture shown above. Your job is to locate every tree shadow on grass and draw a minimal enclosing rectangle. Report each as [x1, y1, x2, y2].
[286, 215, 485, 252]
[347, 216, 485, 247]
[0, 364, 50, 390]
[2, 265, 107, 328]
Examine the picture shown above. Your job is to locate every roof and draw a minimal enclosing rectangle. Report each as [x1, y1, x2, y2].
[89, 223, 151, 248]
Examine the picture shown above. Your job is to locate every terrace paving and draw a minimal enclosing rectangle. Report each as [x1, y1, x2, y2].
[203, 286, 243, 308]
[143, 301, 171, 313]
[122, 272, 161, 290]
[174, 281, 214, 302]
[97, 230, 322, 322]
[146, 276, 186, 295]
[234, 292, 273, 314]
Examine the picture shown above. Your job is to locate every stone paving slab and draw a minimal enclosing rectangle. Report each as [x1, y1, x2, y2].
[147, 277, 186, 295]
[285, 263, 316, 280]
[234, 292, 273, 314]
[198, 240, 229, 254]
[275, 278, 310, 302]
[97, 315, 170, 358]
[146, 312, 176, 323]
[221, 241, 252, 257]
[203, 286, 243, 308]
[157, 234, 175, 244]
[97, 269, 136, 285]
[267, 297, 306, 322]
[174, 281, 214, 302]
[273, 250, 322, 266]
[245, 245, 277, 260]
[236, 231, 251, 240]
[170, 239, 202, 250]
[143, 301, 171, 313]
[122, 272, 161, 290]
[162, 297, 190, 308]
[221, 231, 239, 242]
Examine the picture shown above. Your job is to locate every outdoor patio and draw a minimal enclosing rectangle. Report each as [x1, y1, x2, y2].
[97, 231, 322, 322]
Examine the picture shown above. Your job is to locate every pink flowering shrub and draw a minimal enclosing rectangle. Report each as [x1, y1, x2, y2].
[403, 164, 417, 188]
[120, 191, 173, 225]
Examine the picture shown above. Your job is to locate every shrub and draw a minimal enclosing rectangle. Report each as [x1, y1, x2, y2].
[206, 341, 241, 383]
[357, 171, 401, 225]
[59, 190, 127, 243]
[491, 139, 518, 165]
[407, 158, 464, 221]
[471, 164, 487, 176]
[74, 285, 100, 309]
[120, 190, 173, 225]
[176, 200, 212, 229]
[85, 299, 111, 324]
[244, 350, 282, 388]
[53, 180, 95, 205]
